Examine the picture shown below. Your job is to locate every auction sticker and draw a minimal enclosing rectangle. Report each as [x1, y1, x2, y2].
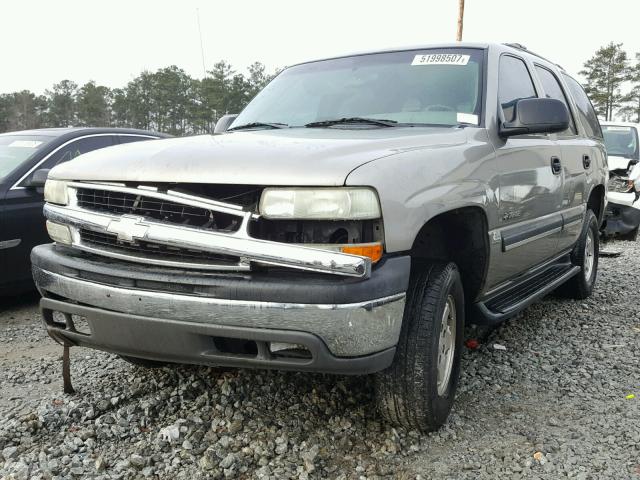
[8, 140, 43, 148]
[412, 54, 470, 66]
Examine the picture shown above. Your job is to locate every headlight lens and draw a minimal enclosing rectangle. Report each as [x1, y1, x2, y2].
[46, 221, 72, 245]
[259, 187, 381, 220]
[44, 179, 69, 205]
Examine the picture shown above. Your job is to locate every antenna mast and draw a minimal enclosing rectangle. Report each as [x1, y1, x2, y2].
[196, 8, 207, 76]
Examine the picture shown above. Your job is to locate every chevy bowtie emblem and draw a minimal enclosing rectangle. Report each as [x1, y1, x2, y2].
[106, 216, 149, 243]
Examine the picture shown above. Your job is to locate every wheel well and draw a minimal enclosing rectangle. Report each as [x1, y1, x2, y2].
[410, 207, 489, 303]
[587, 184, 605, 226]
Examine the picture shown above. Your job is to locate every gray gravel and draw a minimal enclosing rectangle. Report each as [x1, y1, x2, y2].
[1, 240, 639, 479]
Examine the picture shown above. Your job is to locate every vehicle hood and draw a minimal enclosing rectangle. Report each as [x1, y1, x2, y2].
[50, 128, 468, 186]
[608, 155, 632, 172]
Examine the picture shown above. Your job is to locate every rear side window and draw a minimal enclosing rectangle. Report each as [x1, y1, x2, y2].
[118, 135, 155, 144]
[498, 55, 537, 123]
[535, 66, 576, 135]
[562, 74, 603, 140]
[47, 136, 115, 166]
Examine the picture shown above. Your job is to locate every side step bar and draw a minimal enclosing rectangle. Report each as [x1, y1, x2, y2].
[475, 262, 581, 325]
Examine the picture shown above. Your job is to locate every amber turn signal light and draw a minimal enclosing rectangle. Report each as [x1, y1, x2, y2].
[341, 243, 383, 263]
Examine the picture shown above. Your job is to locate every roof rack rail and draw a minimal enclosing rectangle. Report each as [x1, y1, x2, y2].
[502, 43, 564, 70]
[504, 43, 528, 51]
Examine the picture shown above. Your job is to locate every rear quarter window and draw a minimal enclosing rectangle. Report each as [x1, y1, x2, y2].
[562, 74, 603, 140]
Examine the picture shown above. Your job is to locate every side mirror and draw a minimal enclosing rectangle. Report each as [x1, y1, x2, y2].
[214, 114, 238, 134]
[499, 98, 570, 138]
[25, 168, 50, 188]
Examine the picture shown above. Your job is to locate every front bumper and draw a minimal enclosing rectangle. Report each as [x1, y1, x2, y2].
[32, 244, 409, 374]
[602, 194, 640, 237]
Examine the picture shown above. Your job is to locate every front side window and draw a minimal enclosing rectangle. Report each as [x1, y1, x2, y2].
[0, 135, 51, 182]
[562, 74, 603, 140]
[602, 125, 639, 159]
[498, 55, 537, 123]
[232, 48, 484, 128]
[17, 135, 115, 187]
[535, 65, 576, 135]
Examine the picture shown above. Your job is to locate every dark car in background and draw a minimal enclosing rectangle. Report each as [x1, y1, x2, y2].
[0, 128, 168, 294]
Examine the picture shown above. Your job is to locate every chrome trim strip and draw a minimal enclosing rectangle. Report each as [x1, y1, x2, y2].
[44, 203, 371, 278]
[72, 242, 252, 272]
[35, 268, 406, 356]
[0, 239, 21, 250]
[10, 134, 158, 190]
[503, 226, 561, 252]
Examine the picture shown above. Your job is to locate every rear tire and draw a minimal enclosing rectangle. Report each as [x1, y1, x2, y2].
[375, 261, 464, 431]
[561, 210, 599, 299]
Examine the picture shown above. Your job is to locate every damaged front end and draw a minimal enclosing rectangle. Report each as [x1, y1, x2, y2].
[32, 179, 409, 373]
[602, 165, 640, 240]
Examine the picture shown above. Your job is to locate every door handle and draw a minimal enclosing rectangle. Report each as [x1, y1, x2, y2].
[551, 156, 562, 175]
[582, 154, 591, 169]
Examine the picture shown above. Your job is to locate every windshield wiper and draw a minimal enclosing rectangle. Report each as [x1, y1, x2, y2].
[305, 117, 398, 128]
[227, 122, 288, 131]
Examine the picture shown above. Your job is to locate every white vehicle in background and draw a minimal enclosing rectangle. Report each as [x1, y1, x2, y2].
[601, 122, 640, 240]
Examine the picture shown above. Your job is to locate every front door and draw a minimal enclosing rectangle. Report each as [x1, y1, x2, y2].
[490, 54, 564, 286]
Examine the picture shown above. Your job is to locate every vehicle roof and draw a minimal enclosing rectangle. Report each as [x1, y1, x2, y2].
[0, 127, 170, 138]
[600, 121, 640, 128]
[292, 42, 563, 70]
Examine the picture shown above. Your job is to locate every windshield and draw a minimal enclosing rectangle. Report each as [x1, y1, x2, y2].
[0, 135, 51, 182]
[602, 125, 639, 159]
[232, 48, 484, 129]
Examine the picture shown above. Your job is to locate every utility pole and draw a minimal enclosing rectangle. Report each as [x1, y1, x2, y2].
[456, 0, 465, 41]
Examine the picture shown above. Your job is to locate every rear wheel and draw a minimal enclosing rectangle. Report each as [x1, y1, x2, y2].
[375, 261, 464, 431]
[561, 210, 599, 299]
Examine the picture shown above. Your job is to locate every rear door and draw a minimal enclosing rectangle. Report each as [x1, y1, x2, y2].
[2, 135, 116, 286]
[534, 65, 586, 251]
[491, 54, 564, 284]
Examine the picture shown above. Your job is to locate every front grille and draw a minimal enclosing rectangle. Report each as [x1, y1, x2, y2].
[608, 175, 631, 194]
[76, 187, 241, 231]
[79, 228, 241, 267]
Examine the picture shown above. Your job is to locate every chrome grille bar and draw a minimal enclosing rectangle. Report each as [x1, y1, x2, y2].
[45, 202, 371, 278]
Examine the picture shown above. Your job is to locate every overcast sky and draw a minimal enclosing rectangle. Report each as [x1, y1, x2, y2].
[3, 0, 640, 94]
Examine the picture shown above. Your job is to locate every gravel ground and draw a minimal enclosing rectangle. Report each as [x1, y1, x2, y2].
[1, 240, 639, 479]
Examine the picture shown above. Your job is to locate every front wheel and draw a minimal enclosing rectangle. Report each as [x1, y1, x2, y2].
[375, 261, 464, 431]
[561, 210, 599, 299]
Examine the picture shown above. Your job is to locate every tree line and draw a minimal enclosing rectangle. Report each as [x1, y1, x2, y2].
[0, 61, 276, 136]
[3, 44, 640, 134]
[581, 42, 640, 122]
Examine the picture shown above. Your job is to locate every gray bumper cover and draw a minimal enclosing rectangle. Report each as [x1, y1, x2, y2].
[32, 245, 409, 373]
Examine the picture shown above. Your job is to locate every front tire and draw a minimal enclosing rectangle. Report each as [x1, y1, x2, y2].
[562, 210, 599, 299]
[375, 261, 464, 431]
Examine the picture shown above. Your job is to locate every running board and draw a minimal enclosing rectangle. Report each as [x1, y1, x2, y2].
[475, 263, 581, 325]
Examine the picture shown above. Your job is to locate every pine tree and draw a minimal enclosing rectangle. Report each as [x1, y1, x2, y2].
[580, 42, 629, 121]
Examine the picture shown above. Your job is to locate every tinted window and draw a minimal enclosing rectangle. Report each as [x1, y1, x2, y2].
[0, 135, 51, 182]
[47, 136, 114, 166]
[498, 56, 537, 123]
[118, 135, 155, 144]
[562, 74, 603, 140]
[535, 66, 576, 135]
[18, 135, 115, 186]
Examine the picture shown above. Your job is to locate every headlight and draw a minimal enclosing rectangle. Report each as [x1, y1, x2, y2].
[259, 187, 381, 220]
[44, 179, 69, 205]
[46, 221, 72, 245]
